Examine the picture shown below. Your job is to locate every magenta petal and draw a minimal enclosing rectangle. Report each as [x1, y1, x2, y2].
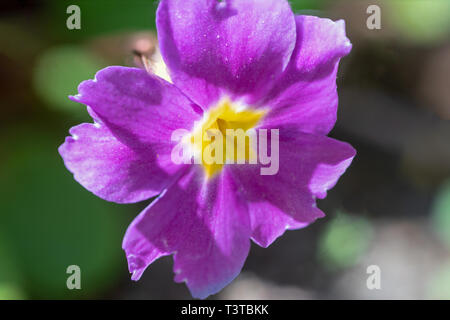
[59, 123, 173, 203]
[156, 0, 296, 108]
[122, 167, 251, 299]
[61, 66, 202, 203]
[71, 66, 202, 149]
[261, 15, 352, 135]
[231, 133, 355, 248]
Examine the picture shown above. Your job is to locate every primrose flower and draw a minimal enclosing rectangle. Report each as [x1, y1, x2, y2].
[59, 0, 355, 299]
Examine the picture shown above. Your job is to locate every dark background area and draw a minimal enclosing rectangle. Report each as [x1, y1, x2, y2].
[0, 0, 449, 299]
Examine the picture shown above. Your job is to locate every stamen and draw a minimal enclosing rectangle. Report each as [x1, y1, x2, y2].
[132, 49, 152, 74]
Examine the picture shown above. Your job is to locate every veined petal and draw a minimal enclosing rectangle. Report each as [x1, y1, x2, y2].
[71, 66, 202, 150]
[261, 15, 352, 135]
[59, 123, 175, 203]
[156, 0, 296, 108]
[230, 133, 355, 248]
[62, 66, 202, 203]
[122, 167, 251, 299]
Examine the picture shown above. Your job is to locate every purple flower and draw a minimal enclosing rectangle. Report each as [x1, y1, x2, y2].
[59, 0, 355, 298]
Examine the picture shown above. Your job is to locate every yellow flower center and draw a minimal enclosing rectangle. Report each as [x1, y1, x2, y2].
[189, 98, 266, 179]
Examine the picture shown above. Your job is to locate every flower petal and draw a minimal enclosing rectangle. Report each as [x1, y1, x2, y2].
[230, 132, 355, 248]
[71, 66, 202, 149]
[156, 0, 296, 108]
[59, 123, 176, 203]
[122, 167, 250, 299]
[66, 66, 203, 201]
[260, 15, 352, 135]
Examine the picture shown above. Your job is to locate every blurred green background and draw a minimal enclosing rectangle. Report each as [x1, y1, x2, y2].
[0, 0, 449, 299]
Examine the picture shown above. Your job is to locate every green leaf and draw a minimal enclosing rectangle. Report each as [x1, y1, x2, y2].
[0, 129, 130, 298]
[33, 45, 105, 114]
[319, 212, 373, 270]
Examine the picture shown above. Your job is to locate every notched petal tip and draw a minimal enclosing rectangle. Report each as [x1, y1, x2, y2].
[126, 254, 148, 281]
[334, 19, 352, 55]
[72, 66, 144, 104]
[68, 94, 82, 102]
[293, 15, 353, 72]
[309, 140, 356, 200]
